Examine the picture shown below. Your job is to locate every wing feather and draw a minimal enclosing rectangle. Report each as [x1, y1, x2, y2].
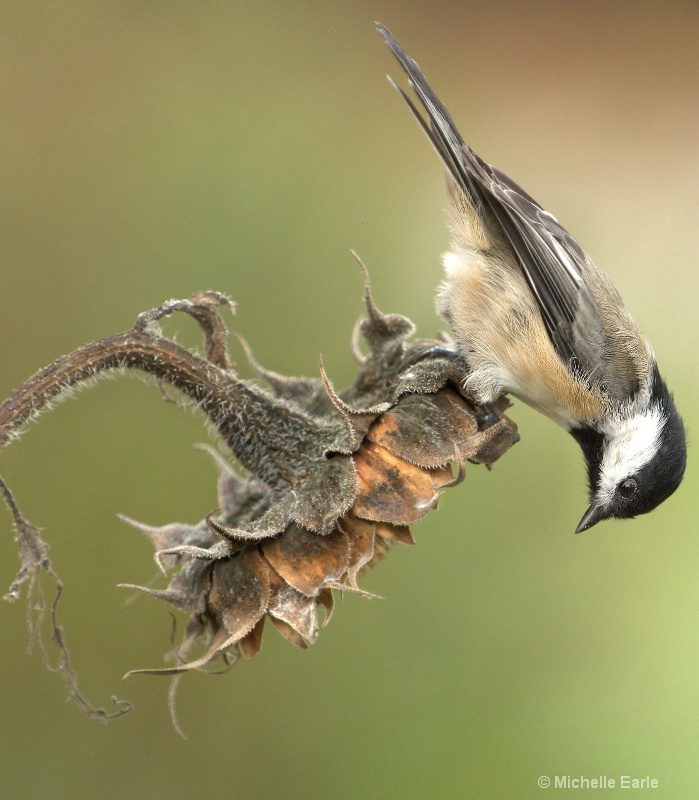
[377, 23, 613, 383]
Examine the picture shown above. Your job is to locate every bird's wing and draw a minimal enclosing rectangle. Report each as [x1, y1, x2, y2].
[377, 23, 614, 386]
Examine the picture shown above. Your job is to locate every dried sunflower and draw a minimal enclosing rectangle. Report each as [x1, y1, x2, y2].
[0, 272, 517, 727]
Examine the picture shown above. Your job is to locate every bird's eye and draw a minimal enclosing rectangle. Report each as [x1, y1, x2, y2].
[618, 478, 638, 500]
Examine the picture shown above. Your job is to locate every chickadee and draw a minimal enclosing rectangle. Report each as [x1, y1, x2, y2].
[377, 24, 686, 532]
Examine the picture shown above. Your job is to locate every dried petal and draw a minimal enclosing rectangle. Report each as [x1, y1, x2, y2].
[262, 523, 349, 597]
[429, 463, 457, 490]
[269, 616, 308, 649]
[284, 452, 358, 533]
[118, 584, 201, 614]
[267, 581, 319, 643]
[125, 626, 235, 677]
[237, 616, 266, 660]
[317, 588, 334, 626]
[353, 440, 439, 525]
[338, 515, 376, 588]
[118, 515, 213, 566]
[319, 361, 391, 452]
[375, 521, 415, 546]
[366, 390, 478, 467]
[155, 540, 230, 574]
[467, 416, 519, 465]
[209, 547, 271, 642]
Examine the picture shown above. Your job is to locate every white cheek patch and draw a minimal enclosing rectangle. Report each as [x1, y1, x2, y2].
[598, 407, 665, 503]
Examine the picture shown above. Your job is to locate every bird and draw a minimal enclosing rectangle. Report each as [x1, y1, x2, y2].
[377, 23, 686, 532]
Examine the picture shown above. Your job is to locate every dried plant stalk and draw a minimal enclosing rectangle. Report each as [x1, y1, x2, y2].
[0, 275, 517, 727]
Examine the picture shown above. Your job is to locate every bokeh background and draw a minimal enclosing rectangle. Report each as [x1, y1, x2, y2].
[1, 2, 698, 798]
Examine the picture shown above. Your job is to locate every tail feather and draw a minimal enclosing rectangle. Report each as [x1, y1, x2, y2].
[377, 23, 485, 212]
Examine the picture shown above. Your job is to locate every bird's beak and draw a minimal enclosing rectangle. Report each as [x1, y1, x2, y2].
[575, 503, 606, 533]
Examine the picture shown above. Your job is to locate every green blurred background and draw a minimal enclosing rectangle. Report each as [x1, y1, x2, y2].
[1, 2, 698, 798]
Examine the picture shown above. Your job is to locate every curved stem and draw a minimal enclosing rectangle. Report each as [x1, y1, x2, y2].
[0, 327, 321, 487]
[0, 330, 222, 445]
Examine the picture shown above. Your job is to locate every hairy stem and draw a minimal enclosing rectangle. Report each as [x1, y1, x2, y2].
[0, 326, 320, 487]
